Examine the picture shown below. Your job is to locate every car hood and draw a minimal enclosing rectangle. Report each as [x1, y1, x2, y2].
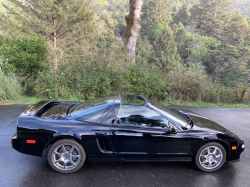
[175, 109, 239, 139]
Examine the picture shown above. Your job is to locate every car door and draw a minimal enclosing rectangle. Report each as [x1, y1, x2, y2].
[110, 105, 191, 161]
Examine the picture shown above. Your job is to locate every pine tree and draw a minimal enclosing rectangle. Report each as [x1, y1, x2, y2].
[140, 0, 171, 37]
[173, 3, 191, 26]
[152, 27, 181, 72]
[174, 22, 190, 60]
[0, 0, 97, 67]
[221, 12, 250, 47]
[190, 0, 232, 41]
[203, 45, 250, 83]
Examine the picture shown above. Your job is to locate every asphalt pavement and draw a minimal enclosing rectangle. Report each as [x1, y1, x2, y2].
[0, 105, 249, 187]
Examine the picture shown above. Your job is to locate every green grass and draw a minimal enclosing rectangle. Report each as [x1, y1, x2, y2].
[166, 99, 250, 108]
[0, 96, 41, 105]
[0, 96, 85, 105]
[1, 96, 249, 108]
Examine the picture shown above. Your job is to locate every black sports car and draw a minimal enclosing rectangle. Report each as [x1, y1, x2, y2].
[12, 95, 245, 173]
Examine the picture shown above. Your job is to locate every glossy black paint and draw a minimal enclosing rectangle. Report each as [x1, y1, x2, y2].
[12, 96, 245, 164]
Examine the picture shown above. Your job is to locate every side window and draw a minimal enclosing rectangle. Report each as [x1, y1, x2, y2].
[117, 105, 169, 129]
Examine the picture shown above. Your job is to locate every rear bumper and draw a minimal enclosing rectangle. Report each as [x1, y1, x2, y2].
[11, 132, 22, 152]
[12, 132, 42, 157]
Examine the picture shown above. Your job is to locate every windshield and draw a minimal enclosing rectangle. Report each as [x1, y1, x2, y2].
[70, 96, 113, 123]
[148, 99, 188, 128]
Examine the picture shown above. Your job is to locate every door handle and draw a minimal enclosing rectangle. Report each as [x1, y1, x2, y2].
[95, 132, 107, 137]
[150, 134, 164, 137]
[150, 132, 168, 137]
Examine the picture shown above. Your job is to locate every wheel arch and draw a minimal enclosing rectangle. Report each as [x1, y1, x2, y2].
[43, 135, 89, 159]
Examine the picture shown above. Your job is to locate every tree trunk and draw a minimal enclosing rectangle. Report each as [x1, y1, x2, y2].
[24, 76, 31, 92]
[243, 70, 250, 83]
[53, 17, 58, 69]
[123, 0, 144, 64]
[212, 69, 218, 83]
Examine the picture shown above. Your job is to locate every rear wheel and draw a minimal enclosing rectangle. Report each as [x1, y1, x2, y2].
[195, 142, 226, 172]
[47, 139, 86, 173]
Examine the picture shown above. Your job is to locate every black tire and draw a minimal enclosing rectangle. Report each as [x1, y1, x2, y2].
[195, 142, 226, 172]
[47, 139, 86, 173]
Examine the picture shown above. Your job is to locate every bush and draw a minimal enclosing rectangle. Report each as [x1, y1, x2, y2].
[0, 60, 21, 101]
[34, 49, 250, 104]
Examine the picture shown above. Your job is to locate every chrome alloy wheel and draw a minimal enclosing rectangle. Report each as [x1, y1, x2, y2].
[51, 143, 81, 171]
[199, 146, 223, 170]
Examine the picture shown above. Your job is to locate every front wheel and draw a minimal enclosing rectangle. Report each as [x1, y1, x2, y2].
[195, 142, 226, 172]
[47, 139, 86, 173]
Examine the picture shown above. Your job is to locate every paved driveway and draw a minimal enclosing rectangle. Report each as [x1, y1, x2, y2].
[0, 105, 249, 187]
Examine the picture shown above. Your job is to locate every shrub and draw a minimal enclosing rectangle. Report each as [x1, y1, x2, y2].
[0, 60, 21, 101]
[34, 49, 250, 104]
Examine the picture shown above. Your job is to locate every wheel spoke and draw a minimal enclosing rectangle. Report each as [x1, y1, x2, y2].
[201, 160, 208, 164]
[63, 160, 68, 169]
[71, 155, 80, 159]
[208, 161, 212, 168]
[62, 145, 66, 153]
[201, 154, 208, 159]
[54, 158, 62, 164]
[54, 151, 61, 156]
[215, 154, 221, 159]
[206, 148, 210, 154]
[69, 146, 74, 154]
[212, 148, 218, 154]
[70, 159, 76, 165]
[213, 159, 219, 165]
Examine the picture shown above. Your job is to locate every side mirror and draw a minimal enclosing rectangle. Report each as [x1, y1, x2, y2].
[169, 125, 177, 134]
[112, 118, 121, 125]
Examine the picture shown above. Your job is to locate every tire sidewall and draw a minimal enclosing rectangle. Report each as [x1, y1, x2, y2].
[47, 139, 86, 174]
[195, 142, 226, 172]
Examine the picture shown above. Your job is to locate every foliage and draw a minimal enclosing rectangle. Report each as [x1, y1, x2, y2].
[0, 35, 48, 77]
[0, 58, 21, 101]
[0, 0, 97, 64]
[172, 3, 191, 26]
[222, 68, 243, 87]
[191, 0, 231, 38]
[151, 27, 182, 72]
[141, 0, 171, 38]
[1, 0, 250, 105]
[34, 49, 250, 104]
[0, 34, 48, 91]
[173, 23, 190, 60]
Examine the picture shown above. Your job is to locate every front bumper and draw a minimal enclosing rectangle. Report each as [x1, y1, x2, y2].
[227, 141, 245, 163]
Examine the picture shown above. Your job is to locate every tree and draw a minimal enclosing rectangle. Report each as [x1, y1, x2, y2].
[186, 34, 220, 73]
[140, 0, 171, 37]
[145, 21, 166, 42]
[123, 0, 144, 64]
[0, 35, 48, 91]
[174, 22, 190, 60]
[203, 45, 250, 83]
[222, 68, 243, 87]
[190, 0, 232, 41]
[0, 0, 97, 67]
[151, 27, 181, 72]
[172, 3, 191, 26]
[221, 12, 250, 47]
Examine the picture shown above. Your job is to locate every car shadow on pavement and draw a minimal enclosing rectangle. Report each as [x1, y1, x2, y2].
[15, 159, 238, 187]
